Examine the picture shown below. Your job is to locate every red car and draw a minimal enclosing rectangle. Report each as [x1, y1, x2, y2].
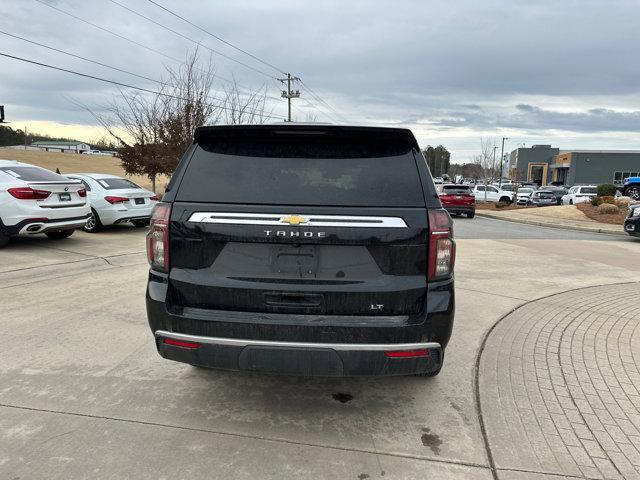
[437, 184, 475, 218]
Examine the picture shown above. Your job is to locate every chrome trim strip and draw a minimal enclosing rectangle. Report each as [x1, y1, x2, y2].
[156, 330, 440, 351]
[187, 212, 407, 228]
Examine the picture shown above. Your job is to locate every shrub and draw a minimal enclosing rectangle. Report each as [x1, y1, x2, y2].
[591, 197, 603, 207]
[600, 196, 616, 204]
[597, 184, 617, 197]
[597, 203, 619, 214]
[496, 201, 511, 209]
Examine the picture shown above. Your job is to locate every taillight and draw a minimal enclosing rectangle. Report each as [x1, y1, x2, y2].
[147, 202, 171, 271]
[105, 196, 129, 204]
[150, 195, 160, 201]
[428, 209, 456, 279]
[8, 187, 51, 200]
[77, 188, 87, 198]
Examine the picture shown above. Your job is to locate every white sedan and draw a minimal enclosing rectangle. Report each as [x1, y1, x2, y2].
[66, 173, 159, 232]
[0, 160, 90, 248]
[562, 185, 598, 205]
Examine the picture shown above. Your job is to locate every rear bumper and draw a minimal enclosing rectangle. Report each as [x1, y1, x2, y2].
[1, 214, 90, 236]
[98, 205, 154, 226]
[146, 272, 454, 376]
[155, 330, 443, 376]
[443, 205, 474, 214]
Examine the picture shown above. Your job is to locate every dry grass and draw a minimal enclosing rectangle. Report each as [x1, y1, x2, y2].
[576, 203, 627, 225]
[0, 149, 170, 193]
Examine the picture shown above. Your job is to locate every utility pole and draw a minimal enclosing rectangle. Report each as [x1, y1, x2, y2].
[278, 73, 300, 122]
[499, 137, 509, 188]
[492, 146, 498, 182]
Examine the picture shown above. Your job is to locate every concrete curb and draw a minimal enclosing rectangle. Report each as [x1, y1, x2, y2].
[476, 211, 626, 236]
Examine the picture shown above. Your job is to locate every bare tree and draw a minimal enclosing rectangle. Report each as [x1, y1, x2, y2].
[473, 136, 499, 181]
[223, 77, 269, 125]
[82, 50, 270, 191]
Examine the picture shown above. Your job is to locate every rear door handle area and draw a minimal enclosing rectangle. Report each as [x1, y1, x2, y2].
[264, 292, 323, 308]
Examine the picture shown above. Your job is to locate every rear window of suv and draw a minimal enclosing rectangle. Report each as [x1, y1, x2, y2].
[176, 140, 425, 207]
[441, 185, 471, 194]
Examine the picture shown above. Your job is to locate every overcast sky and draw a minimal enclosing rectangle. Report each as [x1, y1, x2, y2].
[1, 0, 639, 162]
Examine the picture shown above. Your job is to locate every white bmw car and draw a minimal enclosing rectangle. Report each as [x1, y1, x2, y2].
[65, 173, 159, 232]
[0, 160, 90, 248]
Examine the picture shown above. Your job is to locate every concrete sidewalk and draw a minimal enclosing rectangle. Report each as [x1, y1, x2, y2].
[476, 206, 624, 235]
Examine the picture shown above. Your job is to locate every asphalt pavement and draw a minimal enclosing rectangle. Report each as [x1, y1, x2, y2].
[454, 215, 630, 241]
[1, 219, 639, 479]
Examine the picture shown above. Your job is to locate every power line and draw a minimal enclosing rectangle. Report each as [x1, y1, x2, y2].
[0, 30, 161, 87]
[107, 0, 277, 80]
[145, 0, 286, 75]
[33, 0, 280, 101]
[0, 51, 288, 121]
[299, 79, 349, 123]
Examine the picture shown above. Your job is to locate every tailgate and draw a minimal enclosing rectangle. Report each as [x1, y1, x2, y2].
[29, 181, 85, 208]
[168, 204, 428, 316]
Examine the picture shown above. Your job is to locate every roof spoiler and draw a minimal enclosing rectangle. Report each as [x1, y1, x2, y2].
[193, 125, 419, 150]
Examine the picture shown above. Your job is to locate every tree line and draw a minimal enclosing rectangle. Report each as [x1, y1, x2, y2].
[0, 125, 79, 148]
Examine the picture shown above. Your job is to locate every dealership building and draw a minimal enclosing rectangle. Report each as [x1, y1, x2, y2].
[509, 145, 640, 186]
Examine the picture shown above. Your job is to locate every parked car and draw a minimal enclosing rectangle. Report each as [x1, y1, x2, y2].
[499, 184, 518, 192]
[146, 124, 455, 377]
[66, 173, 159, 232]
[622, 176, 640, 200]
[438, 183, 475, 218]
[433, 176, 444, 185]
[83, 150, 111, 156]
[473, 184, 515, 203]
[624, 203, 640, 236]
[530, 190, 558, 207]
[541, 185, 568, 205]
[515, 187, 536, 205]
[0, 160, 90, 248]
[562, 185, 598, 205]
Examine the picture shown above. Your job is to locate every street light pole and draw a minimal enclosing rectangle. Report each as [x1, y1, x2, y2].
[499, 137, 509, 188]
[492, 146, 498, 182]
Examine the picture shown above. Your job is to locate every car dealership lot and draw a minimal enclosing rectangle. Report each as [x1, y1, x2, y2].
[1, 220, 639, 479]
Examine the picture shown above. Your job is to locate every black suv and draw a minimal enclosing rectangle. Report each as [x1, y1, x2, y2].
[624, 203, 640, 236]
[146, 125, 455, 377]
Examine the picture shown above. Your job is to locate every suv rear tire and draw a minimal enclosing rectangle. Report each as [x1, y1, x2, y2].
[467, 211, 475, 219]
[45, 229, 75, 240]
[499, 196, 511, 203]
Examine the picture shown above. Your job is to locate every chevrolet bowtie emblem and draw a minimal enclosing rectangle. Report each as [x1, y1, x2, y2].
[281, 215, 308, 225]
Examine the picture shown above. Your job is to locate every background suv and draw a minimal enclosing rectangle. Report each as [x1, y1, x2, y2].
[146, 124, 455, 377]
[0, 160, 89, 248]
[438, 184, 475, 218]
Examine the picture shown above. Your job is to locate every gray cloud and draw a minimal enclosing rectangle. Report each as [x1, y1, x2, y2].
[0, 0, 639, 161]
